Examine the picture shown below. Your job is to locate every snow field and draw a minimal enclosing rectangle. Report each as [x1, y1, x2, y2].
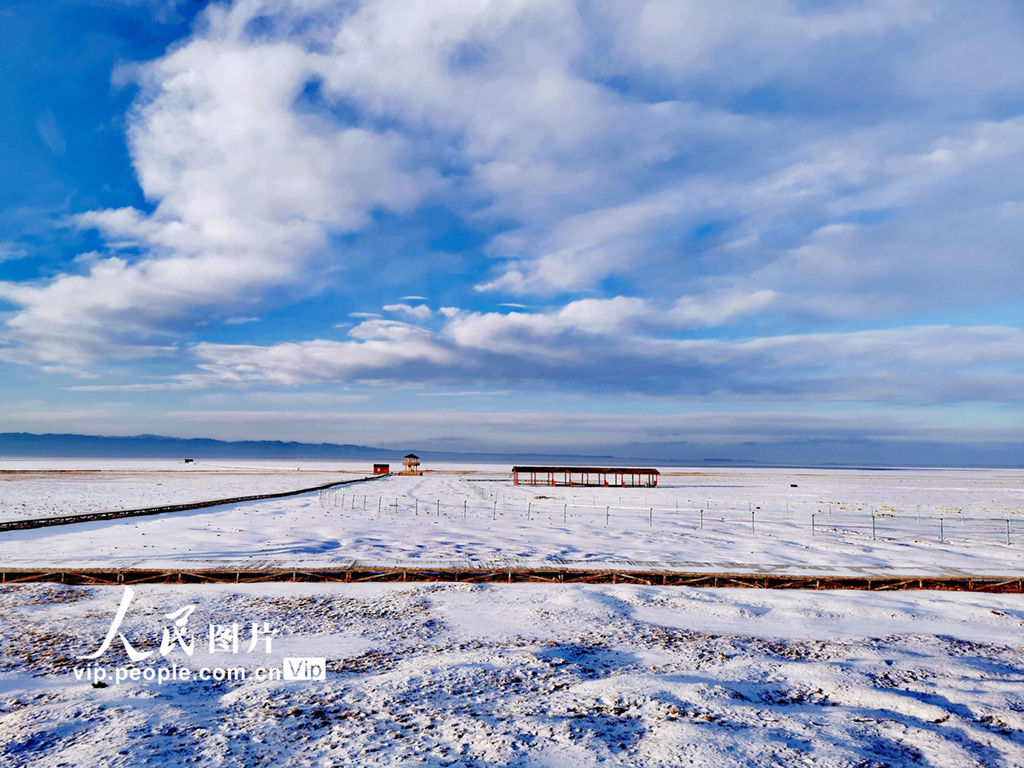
[2, 469, 1023, 575]
[0, 460, 371, 523]
[2, 463, 1024, 766]
[0, 583, 1022, 767]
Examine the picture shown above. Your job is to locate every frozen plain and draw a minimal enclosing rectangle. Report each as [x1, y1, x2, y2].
[1, 462, 1023, 576]
[0, 458, 365, 522]
[1, 460, 1024, 767]
[1, 583, 1023, 767]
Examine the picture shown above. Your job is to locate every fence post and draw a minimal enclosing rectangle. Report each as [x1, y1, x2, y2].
[1007, 519, 1011, 546]
[700, 507, 704, 530]
[649, 507, 653, 527]
[415, 498, 418, 516]
[464, 500, 467, 519]
[378, 497, 381, 512]
[750, 509, 755, 534]
[940, 517, 944, 543]
[871, 513, 876, 541]
[812, 512, 816, 536]
[493, 501, 497, 520]
[563, 503, 567, 523]
[605, 506, 609, 527]
[527, 502, 531, 521]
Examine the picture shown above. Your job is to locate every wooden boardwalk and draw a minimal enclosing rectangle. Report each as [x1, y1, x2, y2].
[1, 566, 1022, 591]
[0, 474, 382, 532]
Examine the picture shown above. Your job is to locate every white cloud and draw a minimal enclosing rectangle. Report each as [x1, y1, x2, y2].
[382, 303, 433, 320]
[1, 9, 439, 365]
[477, 189, 695, 295]
[190, 318, 454, 387]
[417, 390, 508, 397]
[669, 290, 777, 328]
[178, 292, 1024, 404]
[0, 244, 30, 263]
[36, 110, 66, 157]
[3, 0, 1024, 385]
[64, 382, 198, 392]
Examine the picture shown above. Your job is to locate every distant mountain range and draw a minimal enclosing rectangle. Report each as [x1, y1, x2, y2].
[1, 432, 1021, 469]
[0, 432, 385, 459]
[0, 432, 620, 465]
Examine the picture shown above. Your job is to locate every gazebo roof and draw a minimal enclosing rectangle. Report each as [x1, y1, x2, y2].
[403, 453, 419, 459]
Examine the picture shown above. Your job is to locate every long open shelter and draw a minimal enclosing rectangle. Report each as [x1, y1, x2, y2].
[511, 466, 659, 487]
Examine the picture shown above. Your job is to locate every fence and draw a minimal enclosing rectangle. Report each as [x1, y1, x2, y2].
[3, 567, 1023, 591]
[318, 490, 1024, 548]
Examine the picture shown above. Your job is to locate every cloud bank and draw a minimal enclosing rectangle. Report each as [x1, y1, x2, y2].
[1, 0, 1023, 455]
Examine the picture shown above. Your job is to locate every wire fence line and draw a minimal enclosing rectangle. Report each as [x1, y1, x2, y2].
[461, 478, 1024, 519]
[318, 489, 1024, 546]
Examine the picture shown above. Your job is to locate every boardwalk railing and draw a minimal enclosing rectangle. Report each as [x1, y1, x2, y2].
[0, 566, 1022, 591]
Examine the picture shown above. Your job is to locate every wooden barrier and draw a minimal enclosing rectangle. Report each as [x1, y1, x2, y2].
[0, 566, 1021, 591]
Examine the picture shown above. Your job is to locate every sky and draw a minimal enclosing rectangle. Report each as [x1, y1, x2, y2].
[1, 0, 1024, 464]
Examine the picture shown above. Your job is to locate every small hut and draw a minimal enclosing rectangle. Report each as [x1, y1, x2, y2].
[401, 453, 421, 475]
[372, 463, 390, 475]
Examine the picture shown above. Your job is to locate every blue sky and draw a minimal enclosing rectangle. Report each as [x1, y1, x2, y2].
[2, 0, 1024, 462]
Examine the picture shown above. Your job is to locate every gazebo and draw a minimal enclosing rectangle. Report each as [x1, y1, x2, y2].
[401, 453, 421, 475]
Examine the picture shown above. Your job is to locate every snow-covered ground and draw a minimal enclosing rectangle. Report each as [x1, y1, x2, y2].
[0, 458, 372, 522]
[1, 468, 1023, 576]
[0, 583, 1022, 767]
[3, 463, 1024, 766]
